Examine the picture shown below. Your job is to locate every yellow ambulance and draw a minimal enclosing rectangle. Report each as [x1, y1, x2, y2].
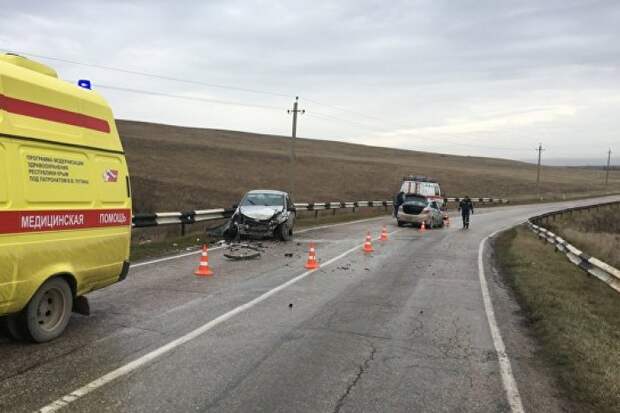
[0, 54, 131, 342]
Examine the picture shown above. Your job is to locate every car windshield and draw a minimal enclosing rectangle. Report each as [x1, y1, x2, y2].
[403, 196, 428, 207]
[241, 193, 284, 207]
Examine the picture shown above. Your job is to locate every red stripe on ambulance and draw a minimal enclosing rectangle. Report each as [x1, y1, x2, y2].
[0, 94, 110, 133]
[0, 209, 131, 234]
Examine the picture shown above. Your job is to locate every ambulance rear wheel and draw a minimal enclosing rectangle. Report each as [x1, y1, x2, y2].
[24, 278, 73, 343]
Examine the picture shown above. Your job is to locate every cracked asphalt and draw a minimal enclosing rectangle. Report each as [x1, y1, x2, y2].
[1, 196, 618, 413]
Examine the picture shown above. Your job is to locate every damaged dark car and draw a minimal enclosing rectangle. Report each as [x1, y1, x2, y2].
[225, 190, 296, 241]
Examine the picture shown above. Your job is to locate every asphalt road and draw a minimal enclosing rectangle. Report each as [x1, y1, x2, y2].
[1, 196, 618, 413]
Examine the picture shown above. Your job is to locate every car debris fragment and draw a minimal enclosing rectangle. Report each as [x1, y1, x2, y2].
[223, 243, 263, 261]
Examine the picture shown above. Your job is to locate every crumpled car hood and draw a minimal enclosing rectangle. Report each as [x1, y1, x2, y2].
[239, 205, 283, 221]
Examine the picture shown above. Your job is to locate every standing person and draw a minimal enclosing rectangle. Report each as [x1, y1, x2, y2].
[394, 191, 405, 217]
[458, 196, 474, 229]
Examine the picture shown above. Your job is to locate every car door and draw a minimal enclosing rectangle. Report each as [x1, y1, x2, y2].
[430, 201, 440, 224]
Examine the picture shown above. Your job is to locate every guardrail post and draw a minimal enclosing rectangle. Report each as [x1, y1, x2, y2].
[181, 222, 186, 236]
[332, 208, 336, 216]
[314, 210, 319, 219]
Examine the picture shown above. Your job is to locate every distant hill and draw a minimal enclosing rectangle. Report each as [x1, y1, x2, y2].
[117, 120, 620, 212]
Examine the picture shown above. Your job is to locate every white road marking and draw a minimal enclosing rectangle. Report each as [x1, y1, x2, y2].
[478, 230, 525, 413]
[131, 215, 389, 268]
[38, 230, 402, 413]
[130, 245, 226, 268]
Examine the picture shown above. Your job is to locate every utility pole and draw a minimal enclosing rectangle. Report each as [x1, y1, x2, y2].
[287, 96, 304, 199]
[536, 143, 544, 199]
[605, 148, 612, 187]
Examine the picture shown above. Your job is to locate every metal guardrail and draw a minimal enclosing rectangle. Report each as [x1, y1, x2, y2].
[528, 201, 620, 294]
[132, 197, 509, 230]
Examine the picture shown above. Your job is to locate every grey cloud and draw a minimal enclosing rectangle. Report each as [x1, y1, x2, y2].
[0, 0, 619, 160]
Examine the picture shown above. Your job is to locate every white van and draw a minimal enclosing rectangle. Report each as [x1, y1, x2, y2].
[400, 176, 444, 207]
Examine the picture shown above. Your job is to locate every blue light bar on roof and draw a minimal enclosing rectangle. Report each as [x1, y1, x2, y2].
[77, 79, 92, 90]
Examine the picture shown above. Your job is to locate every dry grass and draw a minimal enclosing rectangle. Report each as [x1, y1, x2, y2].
[494, 226, 620, 413]
[544, 204, 620, 268]
[117, 120, 620, 213]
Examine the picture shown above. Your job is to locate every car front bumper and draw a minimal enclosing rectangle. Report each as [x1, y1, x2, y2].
[238, 222, 278, 236]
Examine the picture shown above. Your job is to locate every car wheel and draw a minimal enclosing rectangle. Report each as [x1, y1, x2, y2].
[23, 277, 73, 343]
[397, 220, 405, 227]
[277, 223, 291, 241]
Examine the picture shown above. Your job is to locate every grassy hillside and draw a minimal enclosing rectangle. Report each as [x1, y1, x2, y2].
[117, 120, 620, 213]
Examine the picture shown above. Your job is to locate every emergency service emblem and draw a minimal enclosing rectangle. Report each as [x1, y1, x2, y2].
[103, 169, 119, 182]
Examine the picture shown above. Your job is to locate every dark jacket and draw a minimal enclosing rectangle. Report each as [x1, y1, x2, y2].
[394, 192, 405, 206]
[458, 198, 474, 215]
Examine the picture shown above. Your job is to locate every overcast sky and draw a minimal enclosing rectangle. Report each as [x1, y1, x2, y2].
[1, 0, 618, 162]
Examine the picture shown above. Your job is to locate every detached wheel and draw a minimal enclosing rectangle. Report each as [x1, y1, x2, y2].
[24, 278, 73, 343]
[277, 222, 292, 241]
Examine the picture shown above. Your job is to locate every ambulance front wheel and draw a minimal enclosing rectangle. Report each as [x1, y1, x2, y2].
[24, 277, 73, 343]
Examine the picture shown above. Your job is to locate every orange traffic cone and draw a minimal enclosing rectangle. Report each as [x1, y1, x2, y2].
[363, 232, 374, 253]
[194, 244, 214, 276]
[419, 221, 426, 233]
[304, 242, 320, 270]
[379, 225, 388, 241]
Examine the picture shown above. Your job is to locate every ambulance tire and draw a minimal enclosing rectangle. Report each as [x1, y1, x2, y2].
[24, 278, 73, 343]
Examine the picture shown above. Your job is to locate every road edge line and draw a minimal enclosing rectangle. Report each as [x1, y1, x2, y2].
[478, 230, 525, 413]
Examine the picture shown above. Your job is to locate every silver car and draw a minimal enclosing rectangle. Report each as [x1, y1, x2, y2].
[232, 190, 296, 241]
[396, 195, 444, 228]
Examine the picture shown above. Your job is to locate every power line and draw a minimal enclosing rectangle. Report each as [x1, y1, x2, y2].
[96, 84, 283, 112]
[99, 83, 535, 153]
[304, 97, 388, 124]
[3, 49, 557, 154]
[2, 48, 293, 99]
[307, 112, 386, 132]
[4, 48, 418, 129]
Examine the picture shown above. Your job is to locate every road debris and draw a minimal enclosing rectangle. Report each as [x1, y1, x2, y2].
[223, 242, 264, 261]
